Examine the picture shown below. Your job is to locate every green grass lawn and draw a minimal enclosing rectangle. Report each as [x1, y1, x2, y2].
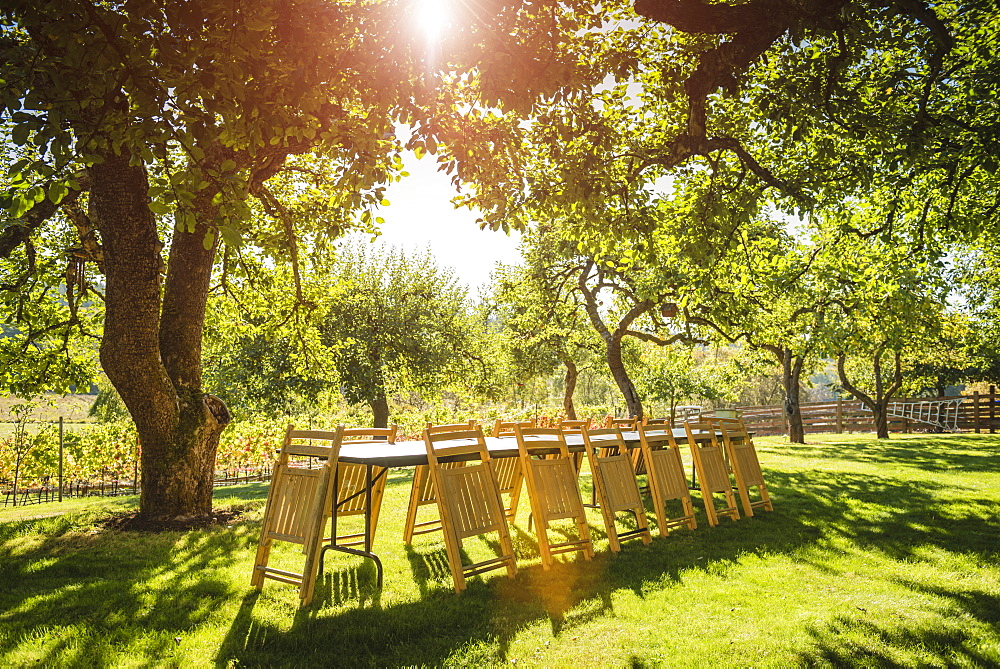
[2, 433, 999, 667]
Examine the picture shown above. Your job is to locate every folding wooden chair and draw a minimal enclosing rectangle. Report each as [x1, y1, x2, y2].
[581, 427, 652, 551]
[559, 419, 590, 471]
[637, 423, 697, 535]
[424, 424, 518, 592]
[403, 421, 476, 544]
[513, 426, 593, 569]
[559, 419, 590, 433]
[609, 417, 638, 430]
[490, 419, 534, 521]
[251, 425, 344, 605]
[714, 417, 773, 517]
[684, 420, 740, 526]
[327, 425, 397, 550]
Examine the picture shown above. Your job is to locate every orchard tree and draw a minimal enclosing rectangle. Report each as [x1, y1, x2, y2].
[636, 343, 735, 426]
[321, 244, 480, 428]
[490, 238, 602, 420]
[826, 233, 949, 438]
[0, 0, 433, 522]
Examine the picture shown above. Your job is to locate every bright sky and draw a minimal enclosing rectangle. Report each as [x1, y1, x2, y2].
[369, 151, 523, 299]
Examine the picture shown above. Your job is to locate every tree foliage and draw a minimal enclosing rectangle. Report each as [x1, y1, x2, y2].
[321, 244, 483, 427]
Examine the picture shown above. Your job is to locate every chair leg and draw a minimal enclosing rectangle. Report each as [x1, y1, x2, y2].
[403, 466, 428, 544]
[251, 539, 272, 589]
[702, 490, 720, 527]
[507, 475, 524, 521]
[759, 484, 773, 511]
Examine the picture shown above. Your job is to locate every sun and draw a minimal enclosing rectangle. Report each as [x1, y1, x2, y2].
[415, 0, 450, 42]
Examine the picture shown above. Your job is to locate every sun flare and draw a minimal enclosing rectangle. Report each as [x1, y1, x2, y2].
[415, 0, 449, 41]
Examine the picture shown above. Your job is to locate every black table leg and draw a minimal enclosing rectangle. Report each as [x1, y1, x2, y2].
[319, 464, 385, 591]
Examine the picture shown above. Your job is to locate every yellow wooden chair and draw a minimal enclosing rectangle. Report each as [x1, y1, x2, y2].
[684, 420, 740, 526]
[513, 425, 593, 569]
[328, 425, 397, 550]
[714, 417, 773, 517]
[424, 424, 518, 592]
[559, 419, 590, 433]
[559, 419, 590, 471]
[581, 427, 652, 551]
[609, 417, 638, 430]
[251, 425, 344, 605]
[637, 423, 697, 535]
[490, 419, 534, 521]
[403, 421, 475, 544]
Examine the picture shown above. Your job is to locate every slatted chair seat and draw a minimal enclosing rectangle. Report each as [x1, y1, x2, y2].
[424, 425, 517, 592]
[684, 420, 740, 527]
[251, 425, 344, 605]
[712, 417, 773, 517]
[581, 427, 652, 551]
[637, 423, 696, 535]
[513, 426, 593, 568]
[403, 421, 476, 544]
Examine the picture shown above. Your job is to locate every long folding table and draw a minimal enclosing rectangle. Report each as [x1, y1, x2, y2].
[321, 429, 703, 588]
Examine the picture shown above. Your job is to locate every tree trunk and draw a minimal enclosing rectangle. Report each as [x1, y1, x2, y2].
[607, 334, 644, 419]
[872, 404, 890, 439]
[562, 357, 578, 420]
[782, 352, 806, 444]
[92, 149, 229, 522]
[837, 350, 901, 441]
[370, 393, 390, 428]
[577, 260, 647, 421]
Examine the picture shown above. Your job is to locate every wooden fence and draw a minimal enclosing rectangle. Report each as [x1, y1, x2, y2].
[737, 391, 1000, 437]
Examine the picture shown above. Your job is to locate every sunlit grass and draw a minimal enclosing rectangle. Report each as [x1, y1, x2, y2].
[2, 434, 999, 666]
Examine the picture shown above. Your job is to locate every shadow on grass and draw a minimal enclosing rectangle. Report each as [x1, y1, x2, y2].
[0, 517, 257, 666]
[793, 601, 1000, 667]
[783, 434, 1000, 474]
[5, 441, 1000, 667]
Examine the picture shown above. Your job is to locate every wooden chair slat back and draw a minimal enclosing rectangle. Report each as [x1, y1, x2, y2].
[513, 426, 571, 458]
[636, 423, 696, 534]
[252, 425, 344, 605]
[581, 426, 651, 550]
[513, 424, 593, 567]
[438, 463, 506, 537]
[716, 418, 772, 515]
[684, 421, 739, 526]
[422, 424, 517, 590]
[493, 419, 536, 436]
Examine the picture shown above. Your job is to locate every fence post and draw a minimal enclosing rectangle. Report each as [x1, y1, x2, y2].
[58, 416, 64, 503]
[974, 391, 981, 433]
[836, 399, 843, 433]
[991, 386, 996, 434]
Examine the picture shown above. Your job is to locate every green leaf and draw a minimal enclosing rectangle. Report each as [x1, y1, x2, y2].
[47, 182, 69, 205]
[202, 230, 215, 250]
[220, 225, 242, 248]
[11, 123, 30, 146]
